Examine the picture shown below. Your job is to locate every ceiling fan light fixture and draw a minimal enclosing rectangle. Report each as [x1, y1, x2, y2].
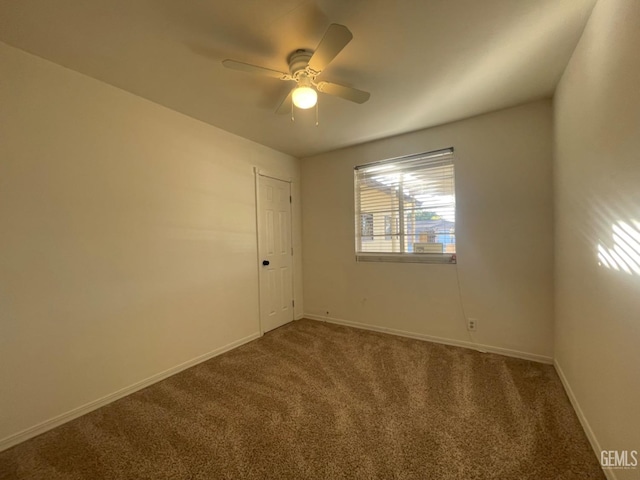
[292, 86, 317, 109]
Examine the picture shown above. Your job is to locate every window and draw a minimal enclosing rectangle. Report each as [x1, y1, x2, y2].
[360, 213, 374, 241]
[384, 215, 398, 240]
[354, 148, 456, 263]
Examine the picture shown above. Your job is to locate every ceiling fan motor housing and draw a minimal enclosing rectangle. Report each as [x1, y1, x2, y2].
[288, 50, 313, 77]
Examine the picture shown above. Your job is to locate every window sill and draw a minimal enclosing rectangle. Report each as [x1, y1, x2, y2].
[356, 253, 456, 264]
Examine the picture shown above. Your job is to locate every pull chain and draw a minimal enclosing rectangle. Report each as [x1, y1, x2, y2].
[288, 99, 319, 125]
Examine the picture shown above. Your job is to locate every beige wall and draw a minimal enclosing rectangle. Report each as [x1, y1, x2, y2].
[554, 0, 640, 476]
[0, 42, 302, 446]
[301, 100, 554, 360]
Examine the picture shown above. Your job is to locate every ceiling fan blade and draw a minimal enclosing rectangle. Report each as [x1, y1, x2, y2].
[222, 59, 292, 80]
[307, 24, 353, 73]
[276, 89, 294, 114]
[316, 81, 370, 104]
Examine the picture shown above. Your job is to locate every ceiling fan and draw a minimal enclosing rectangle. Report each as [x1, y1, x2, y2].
[222, 24, 370, 114]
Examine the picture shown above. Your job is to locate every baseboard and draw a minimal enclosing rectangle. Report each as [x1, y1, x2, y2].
[0, 331, 262, 452]
[304, 314, 553, 364]
[554, 360, 613, 480]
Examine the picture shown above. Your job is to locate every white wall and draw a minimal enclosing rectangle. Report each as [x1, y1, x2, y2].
[0, 42, 302, 447]
[553, 0, 640, 477]
[301, 100, 554, 361]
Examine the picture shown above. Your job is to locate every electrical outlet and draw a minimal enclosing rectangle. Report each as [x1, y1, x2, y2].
[467, 318, 477, 331]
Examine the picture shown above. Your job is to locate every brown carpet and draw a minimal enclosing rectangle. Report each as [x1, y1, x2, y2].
[0, 319, 604, 480]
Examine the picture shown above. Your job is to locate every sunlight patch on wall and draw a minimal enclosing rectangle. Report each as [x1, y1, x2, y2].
[597, 221, 640, 275]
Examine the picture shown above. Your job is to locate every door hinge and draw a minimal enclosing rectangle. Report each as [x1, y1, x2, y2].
[292, 300, 295, 307]
[289, 195, 292, 203]
[291, 247, 294, 256]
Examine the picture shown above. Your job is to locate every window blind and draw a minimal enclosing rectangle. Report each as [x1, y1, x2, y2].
[354, 148, 456, 263]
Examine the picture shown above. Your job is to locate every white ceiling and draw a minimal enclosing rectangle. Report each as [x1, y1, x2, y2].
[0, 0, 596, 158]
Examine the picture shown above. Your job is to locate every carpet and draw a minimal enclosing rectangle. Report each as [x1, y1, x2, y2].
[0, 319, 605, 479]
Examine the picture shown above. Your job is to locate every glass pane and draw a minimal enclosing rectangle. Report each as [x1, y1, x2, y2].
[355, 151, 455, 255]
[405, 232, 456, 254]
[360, 213, 374, 241]
[359, 235, 403, 253]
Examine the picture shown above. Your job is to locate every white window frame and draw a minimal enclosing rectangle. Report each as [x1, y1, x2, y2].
[354, 148, 457, 264]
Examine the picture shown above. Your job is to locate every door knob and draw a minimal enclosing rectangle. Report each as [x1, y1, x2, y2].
[262, 260, 270, 266]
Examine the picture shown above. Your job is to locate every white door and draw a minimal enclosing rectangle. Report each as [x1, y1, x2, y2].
[257, 174, 294, 333]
